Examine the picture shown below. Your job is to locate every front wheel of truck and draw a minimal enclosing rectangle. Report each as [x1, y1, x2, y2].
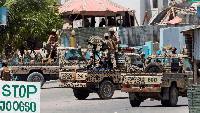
[73, 89, 89, 100]
[130, 97, 141, 107]
[97, 80, 114, 99]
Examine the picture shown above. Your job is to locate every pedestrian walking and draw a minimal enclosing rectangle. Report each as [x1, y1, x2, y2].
[0, 60, 14, 81]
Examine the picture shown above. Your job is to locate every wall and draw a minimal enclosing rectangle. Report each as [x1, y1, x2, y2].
[56, 0, 68, 5]
[60, 27, 110, 48]
[120, 24, 189, 47]
[160, 26, 190, 54]
[110, 0, 171, 26]
[60, 25, 194, 50]
[194, 29, 200, 60]
[110, 0, 148, 26]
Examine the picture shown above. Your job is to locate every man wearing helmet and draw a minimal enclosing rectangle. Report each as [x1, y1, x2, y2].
[107, 28, 121, 69]
[0, 60, 14, 81]
[46, 29, 59, 59]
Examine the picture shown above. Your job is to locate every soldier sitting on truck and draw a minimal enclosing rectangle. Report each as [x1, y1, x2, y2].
[46, 29, 59, 59]
[0, 60, 14, 81]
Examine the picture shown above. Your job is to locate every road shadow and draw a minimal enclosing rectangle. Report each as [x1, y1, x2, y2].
[140, 104, 188, 107]
[42, 87, 66, 89]
[86, 97, 128, 100]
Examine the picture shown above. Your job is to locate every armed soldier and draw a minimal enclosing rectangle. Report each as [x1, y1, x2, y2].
[46, 29, 59, 59]
[0, 60, 14, 81]
[108, 28, 121, 69]
[102, 33, 112, 69]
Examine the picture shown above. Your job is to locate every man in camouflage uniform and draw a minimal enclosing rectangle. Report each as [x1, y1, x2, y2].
[46, 29, 59, 58]
[87, 53, 94, 69]
[108, 28, 121, 69]
[102, 33, 112, 69]
[0, 60, 14, 81]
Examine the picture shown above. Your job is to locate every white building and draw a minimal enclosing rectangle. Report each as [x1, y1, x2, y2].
[56, 0, 69, 5]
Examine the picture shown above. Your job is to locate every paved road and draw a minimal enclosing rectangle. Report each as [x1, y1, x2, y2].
[41, 82, 189, 113]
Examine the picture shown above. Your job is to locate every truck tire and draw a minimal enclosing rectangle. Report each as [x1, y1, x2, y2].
[144, 62, 165, 73]
[168, 85, 178, 107]
[73, 89, 89, 100]
[130, 97, 141, 107]
[161, 100, 169, 106]
[97, 80, 114, 99]
[27, 72, 45, 88]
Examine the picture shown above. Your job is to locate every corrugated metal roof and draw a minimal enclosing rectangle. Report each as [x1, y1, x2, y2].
[59, 0, 130, 13]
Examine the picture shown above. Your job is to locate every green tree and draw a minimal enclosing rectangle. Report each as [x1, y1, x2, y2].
[0, 0, 65, 56]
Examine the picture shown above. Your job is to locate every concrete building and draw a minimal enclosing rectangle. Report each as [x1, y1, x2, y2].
[109, 0, 184, 26]
[56, 0, 68, 5]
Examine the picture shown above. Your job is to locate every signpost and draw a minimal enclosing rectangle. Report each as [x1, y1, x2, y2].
[0, 81, 40, 113]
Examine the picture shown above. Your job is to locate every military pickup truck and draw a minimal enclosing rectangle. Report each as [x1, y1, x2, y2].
[3, 46, 81, 87]
[121, 53, 195, 107]
[59, 36, 144, 100]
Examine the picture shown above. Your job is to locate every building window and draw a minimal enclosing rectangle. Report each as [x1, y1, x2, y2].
[153, 0, 158, 8]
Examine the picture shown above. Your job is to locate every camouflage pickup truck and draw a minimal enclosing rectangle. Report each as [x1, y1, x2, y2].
[121, 53, 194, 107]
[59, 36, 144, 100]
[5, 47, 80, 87]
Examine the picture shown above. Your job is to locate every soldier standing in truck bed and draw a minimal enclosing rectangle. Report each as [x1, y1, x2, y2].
[108, 28, 121, 69]
[0, 60, 14, 81]
[46, 29, 59, 59]
[102, 33, 112, 69]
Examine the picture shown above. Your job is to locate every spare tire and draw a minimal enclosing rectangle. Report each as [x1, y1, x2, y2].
[144, 62, 165, 73]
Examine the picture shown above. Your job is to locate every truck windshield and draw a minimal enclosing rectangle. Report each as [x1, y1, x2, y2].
[150, 58, 171, 67]
[65, 50, 81, 60]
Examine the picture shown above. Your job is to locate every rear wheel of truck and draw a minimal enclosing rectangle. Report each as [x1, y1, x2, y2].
[27, 72, 45, 88]
[130, 97, 141, 107]
[168, 85, 178, 107]
[97, 80, 114, 99]
[73, 89, 89, 100]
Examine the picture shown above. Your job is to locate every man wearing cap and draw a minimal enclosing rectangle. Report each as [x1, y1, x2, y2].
[46, 29, 59, 58]
[108, 28, 121, 69]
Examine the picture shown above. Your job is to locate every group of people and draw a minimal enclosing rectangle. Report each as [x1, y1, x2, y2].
[102, 28, 121, 69]
[88, 28, 121, 70]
